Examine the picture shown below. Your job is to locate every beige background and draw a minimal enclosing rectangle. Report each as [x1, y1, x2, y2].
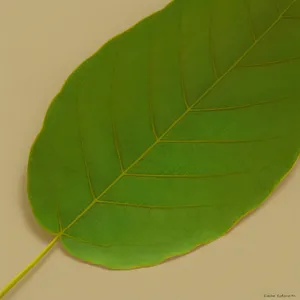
[0, 0, 299, 299]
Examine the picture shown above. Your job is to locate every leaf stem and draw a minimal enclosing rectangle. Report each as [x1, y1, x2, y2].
[0, 236, 59, 299]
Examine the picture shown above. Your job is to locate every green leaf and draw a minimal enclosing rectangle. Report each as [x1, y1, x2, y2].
[28, 0, 300, 269]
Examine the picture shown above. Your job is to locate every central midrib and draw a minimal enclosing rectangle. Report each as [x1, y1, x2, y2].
[60, 0, 295, 236]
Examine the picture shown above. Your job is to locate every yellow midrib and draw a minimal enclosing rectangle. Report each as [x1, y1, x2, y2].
[60, 0, 296, 236]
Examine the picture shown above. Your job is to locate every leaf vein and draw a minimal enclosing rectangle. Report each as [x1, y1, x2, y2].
[112, 119, 125, 172]
[148, 26, 159, 140]
[245, 0, 257, 41]
[209, 9, 219, 79]
[76, 97, 96, 199]
[96, 200, 220, 210]
[160, 137, 281, 144]
[190, 96, 289, 112]
[63, 234, 110, 248]
[239, 56, 300, 68]
[282, 15, 300, 20]
[125, 172, 245, 179]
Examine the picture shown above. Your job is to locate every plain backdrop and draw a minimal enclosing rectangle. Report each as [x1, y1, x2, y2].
[0, 0, 299, 299]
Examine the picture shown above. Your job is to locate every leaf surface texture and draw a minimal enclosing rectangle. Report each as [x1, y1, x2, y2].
[28, 0, 300, 269]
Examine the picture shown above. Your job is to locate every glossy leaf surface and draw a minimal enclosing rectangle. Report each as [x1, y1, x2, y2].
[28, 0, 300, 269]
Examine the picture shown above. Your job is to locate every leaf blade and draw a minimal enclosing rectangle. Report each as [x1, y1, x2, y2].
[28, 0, 300, 269]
